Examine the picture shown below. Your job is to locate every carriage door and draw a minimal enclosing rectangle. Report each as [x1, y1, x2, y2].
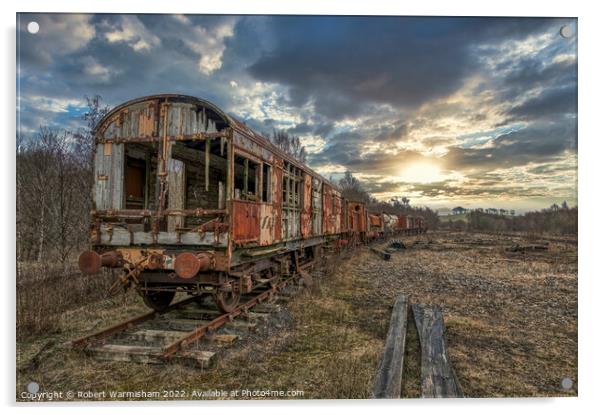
[272, 158, 283, 242]
[232, 153, 260, 244]
[301, 173, 312, 238]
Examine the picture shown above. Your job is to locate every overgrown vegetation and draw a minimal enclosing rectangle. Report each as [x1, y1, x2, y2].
[440, 205, 578, 235]
[16, 96, 109, 264]
[16, 263, 115, 339]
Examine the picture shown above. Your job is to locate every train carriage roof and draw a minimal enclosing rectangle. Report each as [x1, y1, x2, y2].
[94, 93, 341, 191]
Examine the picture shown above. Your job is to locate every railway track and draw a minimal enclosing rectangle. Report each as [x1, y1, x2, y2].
[71, 275, 302, 368]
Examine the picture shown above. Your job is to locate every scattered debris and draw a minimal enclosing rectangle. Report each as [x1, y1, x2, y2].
[371, 247, 392, 261]
[387, 240, 407, 250]
[506, 243, 549, 253]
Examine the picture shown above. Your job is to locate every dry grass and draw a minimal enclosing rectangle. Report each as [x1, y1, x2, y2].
[366, 231, 578, 397]
[17, 262, 116, 340]
[16, 231, 577, 400]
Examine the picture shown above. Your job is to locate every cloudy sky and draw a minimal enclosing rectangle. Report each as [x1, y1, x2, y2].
[16, 13, 577, 212]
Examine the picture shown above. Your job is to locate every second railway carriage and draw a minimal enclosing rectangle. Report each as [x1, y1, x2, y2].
[79, 94, 360, 312]
[366, 212, 385, 241]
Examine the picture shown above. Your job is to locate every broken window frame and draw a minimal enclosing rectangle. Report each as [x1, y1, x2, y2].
[261, 162, 272, 203]
[93, 134, 230, 219]
[234, 152, 260, 202]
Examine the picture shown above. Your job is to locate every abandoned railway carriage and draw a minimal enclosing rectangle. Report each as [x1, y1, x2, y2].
[78, 94, 425, 313]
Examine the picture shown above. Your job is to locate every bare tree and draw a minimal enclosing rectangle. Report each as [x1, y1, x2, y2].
[17, 128, 87, 263]
[339, 171, 370, 203]
[270, 129, 307, 163]
[16, 95, 111, 265]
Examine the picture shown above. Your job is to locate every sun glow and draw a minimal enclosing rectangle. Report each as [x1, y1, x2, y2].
[399, 162, 446, 184]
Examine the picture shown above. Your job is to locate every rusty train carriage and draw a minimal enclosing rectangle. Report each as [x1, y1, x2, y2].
[79, 94, 426, 313]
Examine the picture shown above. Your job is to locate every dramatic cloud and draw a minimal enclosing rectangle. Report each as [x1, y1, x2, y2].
[16, 14, 578, 211]
[102, 15, 161, 51]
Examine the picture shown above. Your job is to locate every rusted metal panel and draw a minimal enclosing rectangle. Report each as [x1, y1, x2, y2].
[334, 193, 343, 233]
[312, 178, 322, 235]
[397, 215, 408, 230]
[347, 202, 367, 233]
[369, 213, 382, 227]
[259, 204, 274, 245]
[232, 200, 260, 244]
[301, 174, 312, 238]
[323, 186, 344, 234]
[233, 131, 274, 163]
[322, 184, 333, 234]
[272, 162, 283, 241]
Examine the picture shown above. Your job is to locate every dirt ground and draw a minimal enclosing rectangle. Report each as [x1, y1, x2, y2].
[16, 230, 577, 400]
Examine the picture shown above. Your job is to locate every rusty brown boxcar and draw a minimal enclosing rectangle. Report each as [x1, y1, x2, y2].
[366, 212, 384, 240]
[78, 94, 367, 312]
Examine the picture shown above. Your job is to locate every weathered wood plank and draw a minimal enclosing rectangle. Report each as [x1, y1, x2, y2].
[111, 143, 124, 209]
[167, 158, 185, 231]
[412, 304, 464, 398]
[127, 329, 185, 344]
[87, 344, 215, 368]
[94, 143, 124, 210]
[373, 294, 408, 399]
[98, 224, 228, 246]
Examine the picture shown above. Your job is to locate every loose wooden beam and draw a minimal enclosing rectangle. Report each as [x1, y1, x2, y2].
[412, 304, 464, 398]
[373, 294, 409, 398]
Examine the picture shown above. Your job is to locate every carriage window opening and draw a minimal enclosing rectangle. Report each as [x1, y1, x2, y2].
[124, 156, 146, 209]
[234, 154, 258, 200]
[123, 143, 154, 211]
[282, 161, 302, 208]
[262, 163, 272, 202]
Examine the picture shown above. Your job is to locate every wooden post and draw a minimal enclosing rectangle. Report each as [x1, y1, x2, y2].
[373, 294, 408, 398]
[412, 304, 464, 398]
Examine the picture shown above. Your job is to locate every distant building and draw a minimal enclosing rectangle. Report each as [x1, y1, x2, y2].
[452, 206, 467, 214]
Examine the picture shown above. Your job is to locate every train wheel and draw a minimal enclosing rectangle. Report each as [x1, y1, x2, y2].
[142, 290, 175, 311]
[214, 288, 241, 313]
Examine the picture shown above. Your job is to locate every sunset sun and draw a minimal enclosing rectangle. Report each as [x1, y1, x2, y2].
[399, 162, 446, 184]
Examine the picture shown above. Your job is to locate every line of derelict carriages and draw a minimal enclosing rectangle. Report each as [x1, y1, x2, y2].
[78, 94, 426, 313]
